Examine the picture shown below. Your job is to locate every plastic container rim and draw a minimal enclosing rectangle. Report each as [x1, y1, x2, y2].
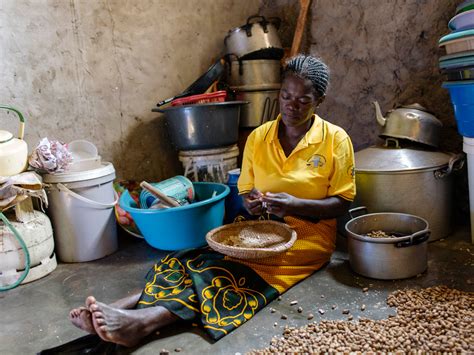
[120, 182, 230, 214]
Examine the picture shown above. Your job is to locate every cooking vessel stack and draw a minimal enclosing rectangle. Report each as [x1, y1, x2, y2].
[352, 102, 464, 242]
[439, 1, 474, 243]
[224, 15, 283, 128]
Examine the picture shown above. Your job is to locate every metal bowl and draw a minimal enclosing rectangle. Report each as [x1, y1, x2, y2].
[153, 101, 247, 150]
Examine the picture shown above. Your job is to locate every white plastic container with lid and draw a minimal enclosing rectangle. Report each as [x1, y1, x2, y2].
[43, 162, 118, 262]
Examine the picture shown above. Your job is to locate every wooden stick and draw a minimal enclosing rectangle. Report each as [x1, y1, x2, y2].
[140, 181, 180, 208]
[290, 0, 311, 57]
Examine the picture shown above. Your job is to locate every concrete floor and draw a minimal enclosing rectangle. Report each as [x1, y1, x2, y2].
[1, 225, 473, 354]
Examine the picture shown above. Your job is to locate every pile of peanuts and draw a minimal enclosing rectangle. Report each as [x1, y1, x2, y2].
[248, 286, 473, 353]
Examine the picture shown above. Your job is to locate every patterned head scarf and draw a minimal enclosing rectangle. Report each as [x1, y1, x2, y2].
[283, 54, 330, 98]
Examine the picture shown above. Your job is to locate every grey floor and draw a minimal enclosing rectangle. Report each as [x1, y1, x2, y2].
[1, 224, 473, 355]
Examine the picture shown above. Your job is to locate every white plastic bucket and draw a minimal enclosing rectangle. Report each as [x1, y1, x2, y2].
[43, 162, 118, 262]
[463, 137, 474, 243]
[178, 145, 239, 183]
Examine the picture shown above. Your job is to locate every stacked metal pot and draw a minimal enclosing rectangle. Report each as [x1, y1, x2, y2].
[224, 15, 283, 128]
[344, 102, 464, 280]
[352, 102, 463, 243]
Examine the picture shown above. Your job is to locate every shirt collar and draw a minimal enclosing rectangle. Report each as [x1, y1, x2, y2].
[264, 114, 324, 145]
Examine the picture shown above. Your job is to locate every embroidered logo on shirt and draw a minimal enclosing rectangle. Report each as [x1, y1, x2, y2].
[307, 154, 326, 168]
[347, 165, 355, 178]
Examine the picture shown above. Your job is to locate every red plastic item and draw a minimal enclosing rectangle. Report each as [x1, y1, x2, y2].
[170, 90, 227, 106]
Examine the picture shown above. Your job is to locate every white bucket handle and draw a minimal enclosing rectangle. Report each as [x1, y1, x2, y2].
[57, 183, 118, 209]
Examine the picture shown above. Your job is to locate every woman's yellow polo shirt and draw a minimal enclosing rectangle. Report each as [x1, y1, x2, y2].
[238, 114, 356, 202]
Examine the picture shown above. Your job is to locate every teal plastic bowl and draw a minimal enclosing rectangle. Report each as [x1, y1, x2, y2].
[119, 182, 230, 250]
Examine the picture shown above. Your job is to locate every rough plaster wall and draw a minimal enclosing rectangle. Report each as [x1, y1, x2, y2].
[0, 0, 262, 180]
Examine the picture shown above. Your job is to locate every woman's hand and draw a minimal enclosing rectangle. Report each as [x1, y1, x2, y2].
[261, 192, 298, 218]
[242, 188, 264, 216]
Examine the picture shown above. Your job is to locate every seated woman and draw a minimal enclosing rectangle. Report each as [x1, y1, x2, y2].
[66, 54, 356, 349]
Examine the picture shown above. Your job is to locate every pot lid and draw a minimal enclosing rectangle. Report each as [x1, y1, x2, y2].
[355, 146, 452, 173]
[0, 130, 13, 143]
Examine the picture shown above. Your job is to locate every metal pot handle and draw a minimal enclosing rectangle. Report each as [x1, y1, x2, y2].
[395, 229, 430, 248]
[434, 153, 465, 179]
[244, 15, 269, 36]
[348, 206, 368, 219]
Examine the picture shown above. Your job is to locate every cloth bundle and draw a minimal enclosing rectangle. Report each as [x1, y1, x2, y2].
[0, 172, 47, 211]
[29, 137, 72, 174]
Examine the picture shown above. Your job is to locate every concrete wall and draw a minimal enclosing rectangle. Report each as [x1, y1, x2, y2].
[0, 0, 262, 181]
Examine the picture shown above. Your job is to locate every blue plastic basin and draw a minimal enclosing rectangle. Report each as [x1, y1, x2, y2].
[442, 80, 474, 137]
[119, 182, 230, 250]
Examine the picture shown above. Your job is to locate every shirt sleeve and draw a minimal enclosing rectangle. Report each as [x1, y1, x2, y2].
[237, 129, 256, 194]
[327, 135, 356, 201]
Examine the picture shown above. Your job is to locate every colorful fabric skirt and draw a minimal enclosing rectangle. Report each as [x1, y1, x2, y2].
[136, 216, 336, 340]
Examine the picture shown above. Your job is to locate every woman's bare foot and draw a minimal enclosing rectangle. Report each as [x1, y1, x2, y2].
[87, 296, 176, 347]
[69, 306, 96, 334]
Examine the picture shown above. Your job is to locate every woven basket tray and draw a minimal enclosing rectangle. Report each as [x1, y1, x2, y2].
[206, 220, 297, 259]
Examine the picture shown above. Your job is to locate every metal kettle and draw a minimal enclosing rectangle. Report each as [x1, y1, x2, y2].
[0, 106, 28, 176]
[373, 101, 443, 148]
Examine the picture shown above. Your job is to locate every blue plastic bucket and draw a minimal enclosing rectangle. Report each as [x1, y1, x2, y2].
[442, 80, 474, 137]
[119, 182, 229, 250]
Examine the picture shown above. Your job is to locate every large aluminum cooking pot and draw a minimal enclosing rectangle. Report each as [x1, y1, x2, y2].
[345, 207, 430, 280]
[224, 15, 284, 60]
[354, 139, 464, 241]
[227, 59, 281, 90]
[373, 101, 443, 148]
[153, 101, 247, 150]
[235, 90, 280, 127]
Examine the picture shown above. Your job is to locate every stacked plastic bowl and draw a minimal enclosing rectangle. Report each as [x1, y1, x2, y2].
[439, 1, 474, 137]
[439, 0, 474, 243]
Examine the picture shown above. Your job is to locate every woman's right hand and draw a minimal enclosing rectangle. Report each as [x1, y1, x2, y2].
[242, 188, 264, 216]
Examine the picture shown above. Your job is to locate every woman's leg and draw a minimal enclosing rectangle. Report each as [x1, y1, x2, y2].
[87, 296, 178, 347]
[69, 290, 142, 335]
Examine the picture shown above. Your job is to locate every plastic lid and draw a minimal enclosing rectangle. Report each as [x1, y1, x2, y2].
[448, 9, 474, 31]
[42, 162, 115, 183]
[355, 146, 452, 173]
[439, 29, 474, 44]
[457, 0, 474, 15]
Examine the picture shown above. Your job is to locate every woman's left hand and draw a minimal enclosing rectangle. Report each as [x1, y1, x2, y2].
[261, 192, 298, 218]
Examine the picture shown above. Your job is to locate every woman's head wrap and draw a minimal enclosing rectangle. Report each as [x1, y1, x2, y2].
[283, 54, 330, 98]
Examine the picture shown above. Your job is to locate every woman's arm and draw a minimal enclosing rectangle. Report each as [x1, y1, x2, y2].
[261, 192, 351, 220]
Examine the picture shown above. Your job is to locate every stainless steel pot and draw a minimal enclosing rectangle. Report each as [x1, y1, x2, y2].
[235, 90, 280, 127]
[345, 207, 430, 280]
[154, 101, 247, 150]
[228, 59, 281, 90]
[354, 140, 464, 241]
[224, 16, 284, 60]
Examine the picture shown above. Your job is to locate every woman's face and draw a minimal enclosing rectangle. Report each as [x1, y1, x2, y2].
[279, 73, 320, 127]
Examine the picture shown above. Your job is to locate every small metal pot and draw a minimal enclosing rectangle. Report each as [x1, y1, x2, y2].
[227, 59, 281, 90]
[345, 207, 430, 280]
[224, 15, 284, 60]
[154, 101, 247, 150]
